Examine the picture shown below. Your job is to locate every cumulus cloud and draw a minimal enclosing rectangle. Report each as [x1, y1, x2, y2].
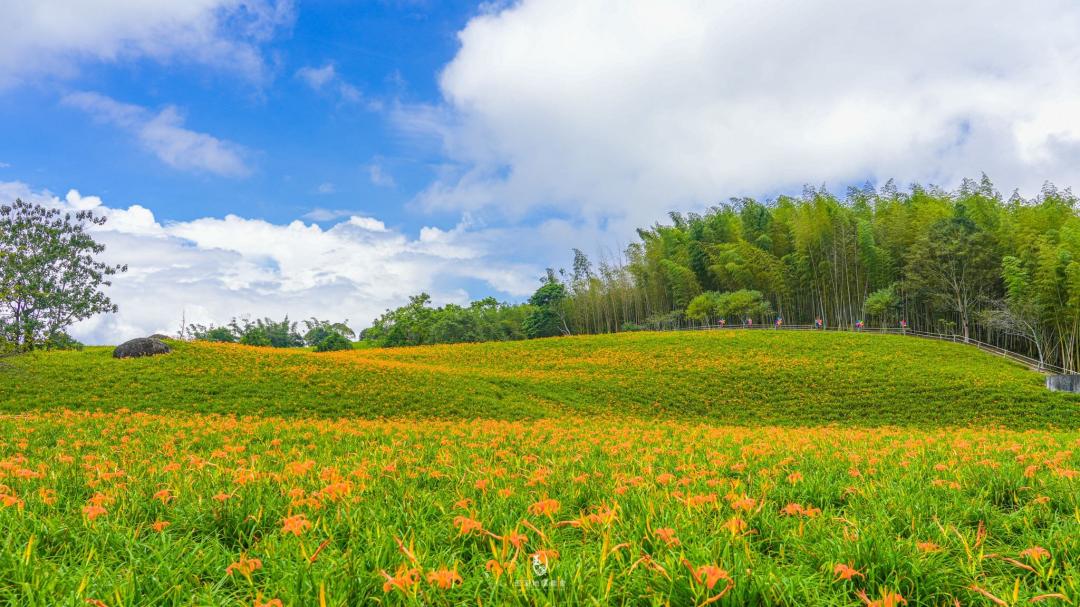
[406, 0, 1080, 227]
[0, 0, 294, 88]
[63, 92, 251, 177]
[0, 181, 540, 344]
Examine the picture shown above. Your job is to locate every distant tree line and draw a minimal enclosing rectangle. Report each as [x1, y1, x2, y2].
[187, 317, 355, 352]
[364, 176, 1080, 372]
[540, 176, 1080, 371]
[9, 174, 1080, 372]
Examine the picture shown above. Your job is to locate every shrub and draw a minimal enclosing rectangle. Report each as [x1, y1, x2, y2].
[201, 327, 236, 343]
[43, 332, 84, 351]
[314, 332, 352, 352]
[240, 328, 272, 347]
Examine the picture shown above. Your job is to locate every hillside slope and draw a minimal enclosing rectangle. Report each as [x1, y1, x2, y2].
[2, 330, 1077, 427]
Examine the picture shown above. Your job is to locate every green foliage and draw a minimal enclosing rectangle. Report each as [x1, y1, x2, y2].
[547, 177, 1080, 371]
[313, 331, 352, 352]
[302, 318, 355, 347]
[687, 290, 771, 324]
[189, 325, 236, 343]
[3, 331, 1076, 428]
[523, 280, 569, 339]
[42, 331, 84, 351]
[239, 327, 271, 347]
[365, 293, 533, 347]
[863, 286, 900, 325]
[685, 291, 725, 323]
[0, 198, 126, 350]
[190, 316, 349, 348]
[522, 307, 562, 339]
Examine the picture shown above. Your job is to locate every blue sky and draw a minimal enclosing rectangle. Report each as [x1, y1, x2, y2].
[4, 0, 1080, 342]
[1, 1, 477, 226]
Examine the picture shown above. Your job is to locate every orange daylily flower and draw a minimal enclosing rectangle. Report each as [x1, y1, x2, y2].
[281, 514, 312, 536]
[485, 559, 516, 578]
[151, 520, 170, 532]
[682, 559, 731, 591]
[722, 516, 747, 536]
[530, 549, 559, 567]
[83, 504, 107, 521]
[453, 515, 484, 536]
[528, 498, 560, 517]
[654, 527, 680, 547]
[426, 568, 462, 589]
[503, 531, 528, 550]
[833, 563, 863, 581]
[227, 555, 263, 577]
[1020, 546, 1051, 562]
[856, 589, 907, 607]
[381, 564, 421, 593]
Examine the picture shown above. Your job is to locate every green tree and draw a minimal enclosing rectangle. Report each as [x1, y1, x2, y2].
[685, 291, 724, 324]
[302, 318, 355, 347]
[863, 287, 899, 327]
[524, 280, 570, 338]
[0, 199, 127, 350]
[905, 205, 999, 341]
[314, 331, 352, 352]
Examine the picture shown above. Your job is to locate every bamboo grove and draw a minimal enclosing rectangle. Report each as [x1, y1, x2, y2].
[556, 176, 1080, 371]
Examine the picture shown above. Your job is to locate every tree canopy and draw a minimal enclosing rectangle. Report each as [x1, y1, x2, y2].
[0, 199, 125, 351]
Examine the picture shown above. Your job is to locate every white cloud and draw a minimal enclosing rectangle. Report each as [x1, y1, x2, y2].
[316, 182, 336, 195]
[296, 64, 337, 90]
[405, 0, 1080, 227]
[63, 92, 251, 177]
[0, 0, 294, 88]
[367, 162, 396, 188]
[0, 181, 540, 344]
[296, 63, 371, 106]
[303, 208, 356, 222]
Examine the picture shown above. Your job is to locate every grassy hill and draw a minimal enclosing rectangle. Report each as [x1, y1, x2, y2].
[3, 330, 1077, 427]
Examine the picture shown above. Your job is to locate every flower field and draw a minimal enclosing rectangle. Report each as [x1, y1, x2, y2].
[3, 331, 1078, 427]
[0, 410, 1077, 605]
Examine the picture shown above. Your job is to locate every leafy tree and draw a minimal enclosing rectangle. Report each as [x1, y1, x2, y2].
[863, 286, 900, 326]
[524, 280, 570, 338]
[188, 325, 237, 343]
[686, 291, 725, 324]
[314, 331, 352, 352]
[717, 289, 772, 322]
[686, 290, 771, 324]
[0, 199, 126, 350]
[235, 317, 304, 348]
[302, 318, 355, 347]
[239, 327, 272, 347]
[905, 205, 999, 341]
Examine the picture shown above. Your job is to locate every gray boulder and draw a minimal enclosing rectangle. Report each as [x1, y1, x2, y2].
[149, 333, 171, 340]
[113, 337, 171, 359]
